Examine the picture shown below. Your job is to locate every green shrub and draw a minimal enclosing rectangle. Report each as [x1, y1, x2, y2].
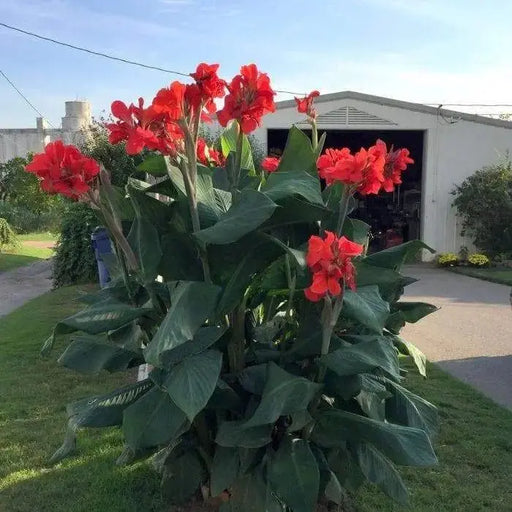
[468, 253, 490, 267]
[0, 201, 61, 233]
[438, 252, 459, 267]
[452, 158, 512, 255]
[0, 217, 19, 250]
[52, 203, 98, 287]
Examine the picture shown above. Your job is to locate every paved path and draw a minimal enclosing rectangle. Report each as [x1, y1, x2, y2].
[402, 265, 512, 409]
[0, 260, 53, 318]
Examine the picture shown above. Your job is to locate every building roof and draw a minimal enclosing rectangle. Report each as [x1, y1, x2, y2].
[276, 90, 512, 130]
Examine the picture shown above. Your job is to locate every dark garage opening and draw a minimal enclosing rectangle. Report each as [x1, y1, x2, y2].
[267, 129, 424, 252]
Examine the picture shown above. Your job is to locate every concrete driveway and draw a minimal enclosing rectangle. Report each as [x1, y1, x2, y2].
[402, 265, 512, 409]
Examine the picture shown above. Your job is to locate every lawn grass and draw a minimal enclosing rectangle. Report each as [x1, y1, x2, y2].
[0, 233, 56, 272]
[1, 287, 512, 511]
[449, 266, 512, 286]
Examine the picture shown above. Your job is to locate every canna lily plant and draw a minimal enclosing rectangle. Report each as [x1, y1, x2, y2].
[29, 62, 439, 511]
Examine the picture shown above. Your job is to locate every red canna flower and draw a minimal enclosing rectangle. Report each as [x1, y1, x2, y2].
[152, 81, 187, 121]
[304, 231, 363, 302]
[261, 156, 280, 173]
[374, 139, 414, 192]
[25, 140, 100, 200]
[295, 90, 320, 119]
[190, 63, 226, 115]
[196, 137, 224, 167]
[217, 64, 276, 134]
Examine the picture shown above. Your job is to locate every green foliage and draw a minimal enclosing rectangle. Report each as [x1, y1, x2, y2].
[437, 252, 459, 267]
[45, 124, 439, 511]
[452, 158, 512, 255]
[52, 203, 98, 287]
[0, 201, 61, 233]
[0, 217, 19, 251]
[468, 253, 490, 267]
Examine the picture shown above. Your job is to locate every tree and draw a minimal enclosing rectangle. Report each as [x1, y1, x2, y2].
[452, 157, 512, 256]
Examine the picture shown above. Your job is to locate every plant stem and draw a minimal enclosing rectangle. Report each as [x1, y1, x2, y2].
[228, 294, 247, 373]
[311, 120, 319, 151]
[335, 186, 352, 235]
[284, 254, 296, 322]
[232, 123, 244, 193]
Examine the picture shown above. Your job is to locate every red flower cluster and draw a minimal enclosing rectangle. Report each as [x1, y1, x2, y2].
[107, 63, 226, 156]
[217, 64, 276, 134]
[304, 231, 363, 302]
[316, 140, 413, 195]
[295, 90, 320, 119]
[25, 140, 99, 200]
[196, 138, 224, 167]
[261, 156, 280, 173]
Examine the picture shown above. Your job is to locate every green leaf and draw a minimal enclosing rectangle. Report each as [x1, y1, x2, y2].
[144, 281, 220, 367]
[161, 451, 204, 504]
[127, 178, 172, 231]
[268, 437, 319, 512]
[123, 387, 188, 450]
[216, 421, 273, 448]
[364, 240, 435, 271]
[208, 379, 243, 411]
[238, 364, 268, 395]
[343, 285, 390, 333]
[161, 325, 227, 367]
[385, 380, 439, 438]
[390, 334, 427, 377]
[244, 362, 321, 427]
[343, 218, 370, 245]
[127, 216, 162, 281]
[57, 335, 143, 374]
[265, 197, 327, 227]
[395, 301, 439, 323]
[194, 190, 277, 245]
[164, 349, 222, 422]
[211, 446, 240, 497]
[324, 470, 345, 506]
[355, 442, 409, 505]
[158, 233, 203, 282]
[220, 121, 255, 172]
[277, 126, 317, 174]
[137, 153, 167, 176]
[263, 171, 323, 205]
[220, 471, 282, 512]
[312, 409, 437, 467]
[320, 338, 400, 380]
[49, 379, 153, 464]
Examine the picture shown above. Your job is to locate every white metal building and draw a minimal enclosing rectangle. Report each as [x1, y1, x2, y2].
[255, 91, 512, 258]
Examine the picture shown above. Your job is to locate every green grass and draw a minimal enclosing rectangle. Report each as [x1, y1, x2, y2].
[0, 233, 56, 272]
[449, 266, 512, 286]
[2, 287, 512, 511]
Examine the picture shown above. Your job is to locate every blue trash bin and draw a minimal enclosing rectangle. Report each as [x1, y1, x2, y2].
[91, 227, 113, 288]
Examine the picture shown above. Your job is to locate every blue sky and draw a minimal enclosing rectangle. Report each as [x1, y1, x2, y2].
[1, 0, 512, 127]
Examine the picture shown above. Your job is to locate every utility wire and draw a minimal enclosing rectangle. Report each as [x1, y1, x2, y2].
[0, 68, 54, 127]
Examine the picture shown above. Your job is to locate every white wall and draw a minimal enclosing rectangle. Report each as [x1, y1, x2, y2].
[256, 97, 512, 259]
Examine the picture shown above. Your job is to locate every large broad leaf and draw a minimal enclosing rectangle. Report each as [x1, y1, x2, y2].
[343, 218, 370, 245]
[277, 126, 318, 174]
[355, 442, 409, 505]
[161, 325, 227, 367]
[264, 196, 328, 227]
[364, 240, 434, 271]
[220, 121, 255, 172]
[127, 215, 162, 281]
[123, 387, 188, 450]
[262, 171, 323, 205]
[161, 450, 204, 504]
[238, 364, 268, 395]
[244, 362, 321, 427]
[320, 338, 400, 380]
[216, 421, 273, 448]
[390, 334, 427, 377]
[312, 409, 437, 467]
[385, 380, 439, 439]
[386, 301, 438, 334]
[194, 190, 277, 245]
[144, 281, 220, 367]
[211, 446, 240, 497]
[268, 438, 319, 512]
[164, 349, 223, 422]
[127, 178, 172, 231]
[49, 379, 153, 464]
[137, 153, 167, 176]
[58, 335, 143, 374]
[343, 285, 390, 334]
[158, 232, 203, 281]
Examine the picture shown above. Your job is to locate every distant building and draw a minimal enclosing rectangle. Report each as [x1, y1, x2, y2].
[0, 100, 91, 163]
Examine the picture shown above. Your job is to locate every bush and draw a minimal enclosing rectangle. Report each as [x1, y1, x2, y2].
[468, 253, 490, 267]
[438, 252, 459, 267]
[0, 201, 61, 234]
[0, 217, 19, 250]
[452, 158, 512, 255]
[52, 202, 98, 287]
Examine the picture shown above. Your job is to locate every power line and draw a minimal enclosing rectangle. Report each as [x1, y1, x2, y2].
[0, 68, 54, 127]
